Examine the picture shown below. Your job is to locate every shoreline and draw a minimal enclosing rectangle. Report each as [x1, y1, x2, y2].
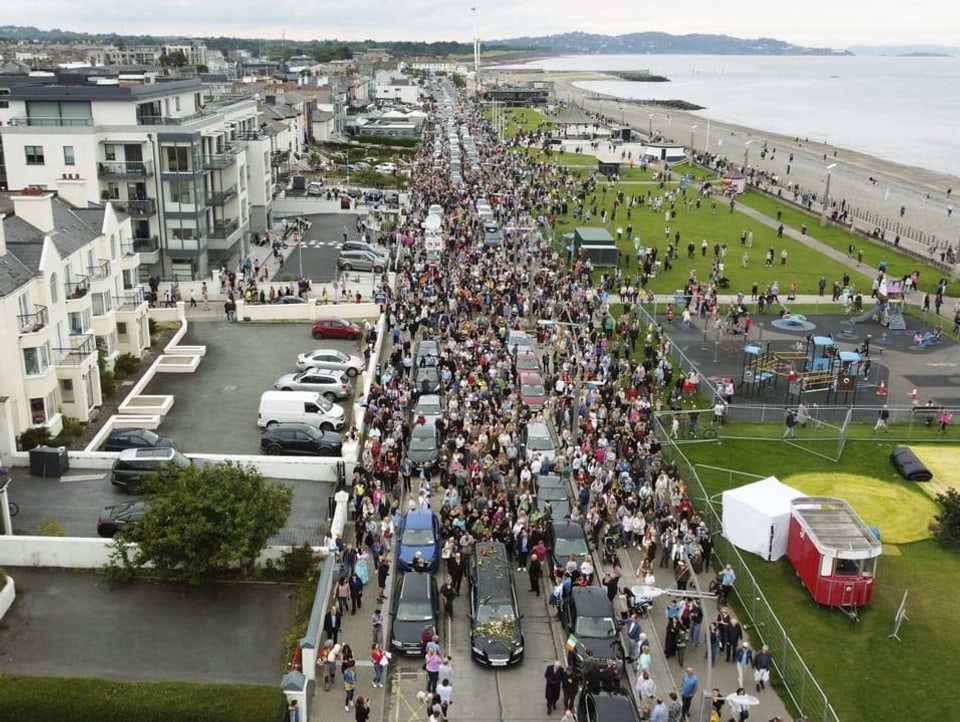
[523, 70, 960, 253]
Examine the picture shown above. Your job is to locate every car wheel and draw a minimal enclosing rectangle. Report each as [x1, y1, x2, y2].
[348, 332, 359, 340]
[318, 448, 337, 457]
[342, 263, 353, 271]
[374, 266, 384, 273]
[320, 423, 334, 431]
[127, 479, 141, 495]
[323, 392, 336, 401]
[280, 387, 293, 391]
[312, 331, 323, 339]
[346, 368, 358, 377]
[267, 444, 283, 455]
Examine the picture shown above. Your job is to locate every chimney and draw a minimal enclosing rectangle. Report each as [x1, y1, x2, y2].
[55, 175, 92, 210]
[11, 188, 55, 234]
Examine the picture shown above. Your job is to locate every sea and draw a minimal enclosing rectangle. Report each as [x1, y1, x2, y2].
[496, 54, 960, 178]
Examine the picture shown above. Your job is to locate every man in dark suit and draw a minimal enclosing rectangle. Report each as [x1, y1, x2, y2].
[323, 604, 341, 644]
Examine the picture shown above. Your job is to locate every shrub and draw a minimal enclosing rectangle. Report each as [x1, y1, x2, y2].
[17, 427, 51, 451]
[34, 518, 66, 537]
[114, 353, 141, 379]
[934, 488, 960, 548]
[279, 542, 322, 579]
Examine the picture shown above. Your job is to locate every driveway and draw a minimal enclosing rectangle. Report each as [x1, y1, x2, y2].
[0, 568, 293, 684]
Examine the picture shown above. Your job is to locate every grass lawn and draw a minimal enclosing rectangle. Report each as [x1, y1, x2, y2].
[681, 438, 959, 722]
[0, 675, 284, 721]
[738, 191, 960, 296]
[488, 107, 547, 138]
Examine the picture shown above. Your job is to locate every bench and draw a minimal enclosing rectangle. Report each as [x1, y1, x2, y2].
[912, 407, 939, 427]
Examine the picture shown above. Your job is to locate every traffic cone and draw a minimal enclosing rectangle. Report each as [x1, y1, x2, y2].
[877, 381, 887, 397]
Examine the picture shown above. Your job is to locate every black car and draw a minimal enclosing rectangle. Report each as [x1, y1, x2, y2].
[547, 519, 591, 579]
[407, 423, 440, 474]
[104, 427, 176, 452]
[536, 475, 572, 519]
[390, 571, 440, 655]
[469, 541, 524, 667]
[413, 365, 442, 395]
[561, 587, 624, 673]
[578, 689, 641, 722]
[260, 423, 342, 456]
[97, 501, 149, 537]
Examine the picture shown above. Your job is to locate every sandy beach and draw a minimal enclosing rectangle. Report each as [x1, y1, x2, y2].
[516, 71, 960, 265]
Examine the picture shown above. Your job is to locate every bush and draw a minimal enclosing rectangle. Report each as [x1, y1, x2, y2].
[279, 542, 322, 579]
[52, 416, 83, 447]
[113, 353, 141, 379]
[935, 488, 960, 548]
[17, 427, 51, 451]
[34, 519, 67, 537]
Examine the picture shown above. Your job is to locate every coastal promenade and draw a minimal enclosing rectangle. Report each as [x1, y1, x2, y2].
[522, 71, 960, 266]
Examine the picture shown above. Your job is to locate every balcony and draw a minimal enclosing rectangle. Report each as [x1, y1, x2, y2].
[18, 305, 49, 334]
[209, 219, 239, 239]
[206, 184, 237, 206]
[9, 116, 93, 128]
[113, 288, 146, 310]
[166, 237, 207, 253]
[112, 199, 157, 218]
[55, 334, 97, 366]
[202, 151, 239, 170]
[64, 277, 90, 301]
[97, 161, 154, 179]
[124, 235, 160, 256]
[87, 259, 112, 282]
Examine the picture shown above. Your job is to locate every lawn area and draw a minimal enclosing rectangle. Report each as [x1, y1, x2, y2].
[0, 675, 285, 721]
[738, 191, 960, 296]
[487, 107, 546, 138]
[681, 438, 959, 722]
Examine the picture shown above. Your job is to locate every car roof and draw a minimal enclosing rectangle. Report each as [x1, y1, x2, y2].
[264, 422, 315, 432]
[519, 371, 543, 382]
[571, 586, 614, 614]
[315, 316, 353, 324]
[398, 571, 434, 601]
[526, 421, 550, 434]
[403, 509, 437, 528]
[117, 447, 178, 460]
[585, 691, 640, 722]
[551, 520, 583, 538]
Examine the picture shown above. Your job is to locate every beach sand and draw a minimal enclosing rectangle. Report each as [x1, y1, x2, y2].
[515, 71, 960, 264]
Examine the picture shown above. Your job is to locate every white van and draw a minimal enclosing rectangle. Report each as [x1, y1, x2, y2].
[257, 390, 345, 431]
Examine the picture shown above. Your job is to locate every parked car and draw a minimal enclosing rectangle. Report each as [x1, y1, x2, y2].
[390, 571, 440, 655]
[311, 317, 361, 340]
[103, 427, 176, 453]
[561, 587, 624, 673]
[257, 390, 345, 431]
[273, 295, 308, 304]
[260, 423, 342, 456]
[578, 689, 641, 722]
[110, 447, 192, 495]
[97, 501, 149, 537]
[384, 190, 400, 208]
[306, 181, 324, 196]
[296, 348, 365, 376]
[374, 162, 397, 174]
[341, 240, 388, 261]
[337, 249, 386, 273]
[522, 421, 556, 461]
[519, 370, 548, 412]
[397, 509, 442, 573]
[274, 370, 352, 400]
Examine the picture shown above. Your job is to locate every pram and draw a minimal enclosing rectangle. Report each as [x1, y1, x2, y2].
[601, 523, 624, 565]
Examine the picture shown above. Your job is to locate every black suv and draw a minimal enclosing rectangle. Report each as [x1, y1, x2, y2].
[469, 541, 524, 667]
[561, 587, 624, 674]
[104, 427, 176, 452]
[390, 571, 440, 655]
[110, 447, 192, 495]
[260, 423, 342, 456]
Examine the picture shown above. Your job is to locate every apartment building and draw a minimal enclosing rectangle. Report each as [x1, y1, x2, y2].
[0, 74, 273, 280]
[0, 186, 148, 457]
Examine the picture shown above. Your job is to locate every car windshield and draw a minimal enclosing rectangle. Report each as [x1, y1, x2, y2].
[416, 399, 442, 416]
[576, 615, 618, 638]
[402, 528, 435, 546]
[475, 604, 517, 624]
[137, 430, 161, 444]
[527, 434, 554, 451]
[300, 425, 323, 440]
[409, 433, 437, 451]
[554, 536, 588, 558]
[521, 382, 545, 396]
[317, 396, 334, 411]
[396, 602, 434, 622]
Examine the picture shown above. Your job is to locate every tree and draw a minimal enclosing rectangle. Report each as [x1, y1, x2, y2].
[935, 488, 960, 548]
[107, 461, 293, 584]
[159, 49, 188, 68]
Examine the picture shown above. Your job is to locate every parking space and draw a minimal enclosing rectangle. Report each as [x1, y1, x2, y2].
[0, 567, 292, 684]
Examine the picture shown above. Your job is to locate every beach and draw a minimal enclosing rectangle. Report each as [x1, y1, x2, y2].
[517, 71, 960, 269]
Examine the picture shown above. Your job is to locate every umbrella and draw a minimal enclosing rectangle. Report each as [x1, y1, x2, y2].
[726, 693, 760, 707]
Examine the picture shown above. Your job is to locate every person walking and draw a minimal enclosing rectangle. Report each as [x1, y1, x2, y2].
[440, 577, 457, 618]
[343, 660, 357, 711]
[437, 678, 453, 717]
[725, 618, 744, 663]
[561, 665, 579, 712]
[719, 564, 736, 605]
[782, 408, 797, 439]
[729, 688, 750, 722]
[753, 643, 772, 692]
[873, 405, 890, 433]
[349, 572, 364, 614]
[424, 646, 441, 693]
[376, 557, 390, 605]
[323, 604, 342, 644]
[735, 641, 753, 688]
[371, 608, 384, 646]
[529, 553, 542, 596]
[544, 660, 564, 714]
[680, 669, 698, 721]
[201, 281, 209, 310]
[354, 696, 370, 722]
[625, 613, 643, 661]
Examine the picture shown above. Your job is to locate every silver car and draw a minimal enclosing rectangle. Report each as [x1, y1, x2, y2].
[274, 370, 352, 400]
[337, 250, 386, 273]
[296, 348, 365, 376]
[523, 421, 556, 462]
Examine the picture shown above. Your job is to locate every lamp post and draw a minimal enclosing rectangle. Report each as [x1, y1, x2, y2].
[690, 124, 698, 155]
[648, 113, 654, 138]
[743, 140, 754, 173]
[821, 162, 838, 227]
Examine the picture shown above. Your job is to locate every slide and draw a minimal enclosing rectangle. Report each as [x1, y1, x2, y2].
[850, 302, 883, 323]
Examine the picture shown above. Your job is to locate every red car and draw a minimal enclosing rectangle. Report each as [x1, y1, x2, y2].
[311, 316, 361, 340]
[519, 370, 548, 412]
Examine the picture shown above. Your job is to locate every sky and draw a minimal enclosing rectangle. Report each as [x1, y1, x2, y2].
[4, 0, 958, 49]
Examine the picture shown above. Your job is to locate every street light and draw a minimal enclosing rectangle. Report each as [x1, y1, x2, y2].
[821, 162, 838, 227]
[690, 124, 698, 154]
[743, 140, 754, 172]
[648, 113, 654, 138]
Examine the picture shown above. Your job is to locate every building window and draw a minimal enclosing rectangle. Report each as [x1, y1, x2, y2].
[0, 88, 8, 109]
[30, 397, 48, 425]
[117, 321, 128, 336]
[165, 146, 190, 172]
[63, 145, 76, 166]
[168, 181, 195, 204]
[60, 378, 75, 404]
[104, 144, 117, 161]
[49, 272, 59, 304]
[23, 345, 51, 376]
[25, 145, 45, 165]
[175, 96, 181, 112]
[92, 291, 113, 317]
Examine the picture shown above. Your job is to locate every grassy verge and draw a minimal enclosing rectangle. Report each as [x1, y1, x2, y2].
[682, 437, 959, 722]
[0, 675, 285, 721]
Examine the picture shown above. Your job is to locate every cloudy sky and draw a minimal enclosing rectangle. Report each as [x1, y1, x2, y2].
[5, 1, 957, 49]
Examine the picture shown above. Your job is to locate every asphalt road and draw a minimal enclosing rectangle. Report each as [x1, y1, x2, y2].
[0, 568, 293, 684]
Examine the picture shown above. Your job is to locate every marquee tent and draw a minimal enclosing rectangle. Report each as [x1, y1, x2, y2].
[721, 476, 804, 561]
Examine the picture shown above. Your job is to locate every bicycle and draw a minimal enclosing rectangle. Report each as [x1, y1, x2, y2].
[8, 500, 18, 517]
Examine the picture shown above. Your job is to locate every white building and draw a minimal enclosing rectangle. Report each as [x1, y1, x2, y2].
[0, 75, 272, 280]
[374, 77, 419, 106]
[0, 186, 149, 457]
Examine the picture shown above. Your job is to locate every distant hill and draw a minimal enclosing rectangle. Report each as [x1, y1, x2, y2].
[847, 44, 959, 56]
[486, 31, 848, 56]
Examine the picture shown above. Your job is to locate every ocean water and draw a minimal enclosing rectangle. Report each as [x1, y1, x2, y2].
[499, 54, 960, 177]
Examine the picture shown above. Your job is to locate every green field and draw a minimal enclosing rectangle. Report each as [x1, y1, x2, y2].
[681, 437, 958, 722]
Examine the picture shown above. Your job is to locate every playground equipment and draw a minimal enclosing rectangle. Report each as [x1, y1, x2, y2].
[739, 337, 864, 403]
[849, 279, 905, 330]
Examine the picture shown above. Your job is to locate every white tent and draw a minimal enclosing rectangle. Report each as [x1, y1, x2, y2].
[721, 476, 804, 561]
